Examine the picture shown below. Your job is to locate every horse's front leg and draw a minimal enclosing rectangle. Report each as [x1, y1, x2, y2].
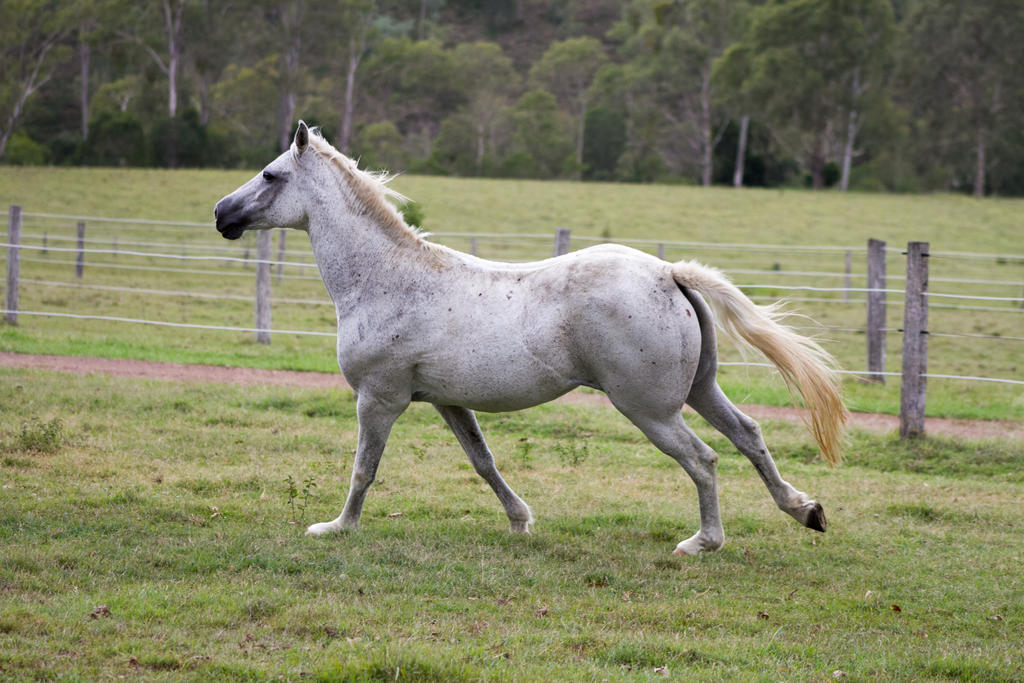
[306, 393, 408, 536]
[434, 405, 533, 533]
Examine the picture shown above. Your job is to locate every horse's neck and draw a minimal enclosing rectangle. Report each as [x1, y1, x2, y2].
[306, 207, 436, 317]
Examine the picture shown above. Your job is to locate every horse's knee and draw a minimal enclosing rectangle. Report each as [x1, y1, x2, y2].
[690, 442, 718, 476]
[467, 453, 497, 477]
[350, 468, 375, 490]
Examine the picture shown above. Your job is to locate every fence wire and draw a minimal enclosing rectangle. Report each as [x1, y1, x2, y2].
[6, 212, 1023, 395]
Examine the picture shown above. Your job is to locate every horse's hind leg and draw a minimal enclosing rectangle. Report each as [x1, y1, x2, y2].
[616, 408, 725, 555]
[435, 405, 533, 533]
[686, 381, 826, 532]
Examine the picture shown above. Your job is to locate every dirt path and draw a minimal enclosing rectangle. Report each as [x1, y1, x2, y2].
[2, 351, 1021, 441]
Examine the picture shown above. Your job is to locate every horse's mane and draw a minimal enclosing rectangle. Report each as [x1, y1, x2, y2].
[304, 130, 437, 251]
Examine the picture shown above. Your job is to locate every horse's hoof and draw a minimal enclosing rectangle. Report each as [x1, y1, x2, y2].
[673, 533, 723, 555]
[509, 519, 532, 534]
[804, 502, 827, 533]
[306, 521, 345, 536]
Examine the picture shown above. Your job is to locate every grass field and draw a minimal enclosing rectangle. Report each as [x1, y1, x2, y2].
[1, 368, 1022, 681]
[1, 166, 1022, 422]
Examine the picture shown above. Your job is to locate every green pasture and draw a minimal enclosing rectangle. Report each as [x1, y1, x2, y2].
[1, 369, 1022, 681]
[1, 167, 1022, 421]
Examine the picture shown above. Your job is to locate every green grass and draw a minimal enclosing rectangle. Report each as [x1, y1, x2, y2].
[1, 166, 1022, 421]
[1, 368, 1022, 680]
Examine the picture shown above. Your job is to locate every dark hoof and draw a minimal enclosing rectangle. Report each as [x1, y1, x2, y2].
[805, 503, 827, 533]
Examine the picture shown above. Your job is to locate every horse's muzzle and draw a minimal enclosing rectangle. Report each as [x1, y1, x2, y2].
[214, 198, 247, 240]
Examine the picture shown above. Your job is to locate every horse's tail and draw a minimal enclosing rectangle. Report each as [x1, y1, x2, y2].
[671, 260, 847, 466]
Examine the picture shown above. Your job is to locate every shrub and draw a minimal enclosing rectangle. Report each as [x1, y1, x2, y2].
[354, 121, 406, 171]
[3, 133, 48, 165]
[150, 109, 207, 168]
[583, 106, 626, 181]
[80, 112, 147, 167]
[398, 200, 425, 228]
[47, 132, 84, 165]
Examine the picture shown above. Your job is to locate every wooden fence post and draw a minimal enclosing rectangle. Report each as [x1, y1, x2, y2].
[5, 205, 21, 325]
[899, 241, 929, 439]
[470, 237, 478, 256]
[657, 243, 665, 261]
[865, 238, 886, 383]
[276, 230, 286, 283]
[76, 221, 85, 278]
[553, 227, 571, 256]
[254, 230, 272, 344]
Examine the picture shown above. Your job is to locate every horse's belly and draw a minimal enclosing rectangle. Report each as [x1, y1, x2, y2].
[412, 351, 579, 412]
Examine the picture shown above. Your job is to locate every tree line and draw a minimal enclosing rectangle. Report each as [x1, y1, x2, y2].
[3, 0, 1023, 196]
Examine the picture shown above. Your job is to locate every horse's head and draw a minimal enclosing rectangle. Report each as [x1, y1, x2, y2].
[214, 121, 314, 240]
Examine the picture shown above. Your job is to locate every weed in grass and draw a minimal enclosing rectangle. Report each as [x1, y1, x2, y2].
[12, 417, 64, 453]
[513, 437, 535, 469]
[284, 474, 317, 525]
[555, 441, 589, 467]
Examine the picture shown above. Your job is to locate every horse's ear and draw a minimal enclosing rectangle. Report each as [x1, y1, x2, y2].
[294, 121, 309, 155]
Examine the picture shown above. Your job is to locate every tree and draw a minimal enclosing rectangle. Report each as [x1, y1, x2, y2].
[209, 57, 279, 163]
[77, 15, 95, 139]
[717, 0, 895, 189]
[115, 0, 190, 118]
[503, 89, 574, 179]
[271, 0, 305, 152]
[334, 0, 377, 153]
[530, 37, 607, 180]
[0, 0, 71, 159]
[901, 0, 1024, 196]
[186, 0, 238, 127]
[654, 0, 747, 186]
[359, 38, 462, 160]
[451, 42, 519, 175]
[606, 0, 746, 185]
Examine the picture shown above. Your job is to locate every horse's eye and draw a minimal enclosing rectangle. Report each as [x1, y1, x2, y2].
[262, 170, 276, 182]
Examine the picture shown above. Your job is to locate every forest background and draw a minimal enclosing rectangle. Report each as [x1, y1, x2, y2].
[2, 0, 1023, 197]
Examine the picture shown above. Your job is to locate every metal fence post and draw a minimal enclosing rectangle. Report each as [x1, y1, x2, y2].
[76, 221, 85, 278]
[5, 205, 21, 325]
[657, 243, 665, 261]
[255, 230, 272, 344]
[899, 241, 929, 439]
[553, 227, 571, 256]
[866, 238, 886, 383]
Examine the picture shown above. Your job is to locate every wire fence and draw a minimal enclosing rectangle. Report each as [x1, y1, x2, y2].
[4, 207, 1024, 434]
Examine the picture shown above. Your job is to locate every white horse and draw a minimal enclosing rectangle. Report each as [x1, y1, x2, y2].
[214, 122, 847, 555]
